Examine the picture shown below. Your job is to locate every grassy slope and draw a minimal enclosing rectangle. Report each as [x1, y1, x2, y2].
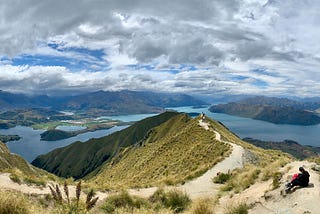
[87, 114, 231, 189]
[32, 111, 180, 179]
[0, 142, 37, 175]
[0, 141, 58, 185]
[206, 119, 294, 193]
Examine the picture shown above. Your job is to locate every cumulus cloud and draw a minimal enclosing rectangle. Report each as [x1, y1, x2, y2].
[0, 0, 319, 97]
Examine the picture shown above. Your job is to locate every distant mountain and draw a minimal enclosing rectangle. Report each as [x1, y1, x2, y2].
[0, 90, 207, 115]
[32, 111, 181, 179]
[243, 138, 320, 160]
[235, 96, 320, 111]
[209, 96, 320, 125]
[58, 90, 207, 114]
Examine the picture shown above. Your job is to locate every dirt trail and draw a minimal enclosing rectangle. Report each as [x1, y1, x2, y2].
[217, 160, 320, 214]
[130, 119, 245, 199]
[0, 119, 245, 201]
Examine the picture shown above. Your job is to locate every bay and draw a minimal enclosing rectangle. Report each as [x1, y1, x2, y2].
[1, 125, 127, 162]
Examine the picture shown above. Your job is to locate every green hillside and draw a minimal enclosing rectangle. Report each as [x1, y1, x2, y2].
[0, 142, 37, 175]
[87, 114, 231, 189]
[0, 141, 57, 186]
[32, 111, 180, 179]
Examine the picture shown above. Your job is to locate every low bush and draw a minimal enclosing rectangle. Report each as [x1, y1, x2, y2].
[272, 172, 282, 190]
[0, 191, 30, 214]
[9, 173, 21, 184]
[225, 202, 249, 214]
[213, 172, 232, 184]
[101, 191, 149, 213]
[23, 176, 46, 187]
[191, 198, 213, 214]
[149, 188, 190, 213]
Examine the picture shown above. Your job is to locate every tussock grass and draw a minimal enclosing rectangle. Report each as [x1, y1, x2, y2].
[8, 168, 51, 187]
[220, 165, 261, 193]
[272, 172, 282, 190]
[213, 172, 232, 184]
[0, 190, 47, 214]
[149, 188, 191, 213]
[205, 119, 292, 194]
[190, 197, 216, 214]
[101, 191, 149, 213]
[89, 115, 231, 189]
[225, 202, 249, 214]
[0, 191, 29, 214]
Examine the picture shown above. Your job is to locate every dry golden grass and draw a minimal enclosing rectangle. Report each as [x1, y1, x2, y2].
[88, 116, 231, 190]
[188, 197, 217, 214]
[0, 190, 47, 214]
[224, 201, 249, 214]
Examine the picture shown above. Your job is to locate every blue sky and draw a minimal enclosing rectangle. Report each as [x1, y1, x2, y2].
[0, 0, 319, 97]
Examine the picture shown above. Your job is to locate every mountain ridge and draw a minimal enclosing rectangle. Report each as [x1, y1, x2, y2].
[209, 96, 320, 125]
[31, 111, 181, 179]
[0, 90, 207, 113]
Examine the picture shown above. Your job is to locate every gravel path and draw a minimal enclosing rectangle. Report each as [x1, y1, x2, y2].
[0, 119, 245, 201]
[130, 120, 245, 198]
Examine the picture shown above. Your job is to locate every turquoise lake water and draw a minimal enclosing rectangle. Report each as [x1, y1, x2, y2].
[1, 106, 319, 162]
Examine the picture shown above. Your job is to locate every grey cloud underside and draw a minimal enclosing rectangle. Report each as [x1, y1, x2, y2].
[0, 0, 305, 64]
[0, 0, 320, 97]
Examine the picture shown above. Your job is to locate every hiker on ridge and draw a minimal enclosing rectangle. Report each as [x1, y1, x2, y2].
[286, 166, 310, 192]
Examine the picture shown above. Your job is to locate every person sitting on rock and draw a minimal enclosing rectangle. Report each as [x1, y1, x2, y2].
[286, 166, 310, 192]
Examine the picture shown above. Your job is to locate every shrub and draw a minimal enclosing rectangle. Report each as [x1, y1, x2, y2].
[213, 172, 232, 184]
[0, 191, 30, 214]
[9, 173, 21, 184]
[225, 202, 249, 214]
[164, 189, 191, 213]
[23, 176, 46, 187]
[272, 172, 282, 190]
[101, 191, 149, 213]
[191, 198, 212, 214]
[149, 189, 190, 213]
[149, 188, 167, 204]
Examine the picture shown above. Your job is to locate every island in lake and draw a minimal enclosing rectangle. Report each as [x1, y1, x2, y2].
[0, 134, 21, 143]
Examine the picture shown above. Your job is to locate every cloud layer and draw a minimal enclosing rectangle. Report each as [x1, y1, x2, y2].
[0, 0, 319, 97]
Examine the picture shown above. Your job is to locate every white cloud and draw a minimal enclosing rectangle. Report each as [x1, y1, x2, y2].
[0, 0, 319, 97]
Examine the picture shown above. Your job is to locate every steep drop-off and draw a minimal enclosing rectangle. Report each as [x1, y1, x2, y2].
[32, 111, 180, 179]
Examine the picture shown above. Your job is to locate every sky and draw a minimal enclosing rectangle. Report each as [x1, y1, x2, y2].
[0, 0, 319, 97]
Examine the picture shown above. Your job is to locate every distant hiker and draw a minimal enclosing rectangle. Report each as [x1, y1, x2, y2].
[285, 166, 310, 192]
[201, 112, 206, 121]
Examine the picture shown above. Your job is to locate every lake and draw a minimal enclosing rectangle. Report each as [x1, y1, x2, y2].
[168, 106, 320, 147]
[1, 106, 320, 162]
[2, 125, 127, 162]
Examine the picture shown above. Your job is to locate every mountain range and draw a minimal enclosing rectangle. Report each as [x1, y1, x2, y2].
[0, 90, 206, 114]
[209, 96, 320, 125]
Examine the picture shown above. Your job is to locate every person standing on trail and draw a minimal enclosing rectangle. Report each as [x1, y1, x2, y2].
[286, 166, 310, 192]
[201, 112, 206, 121]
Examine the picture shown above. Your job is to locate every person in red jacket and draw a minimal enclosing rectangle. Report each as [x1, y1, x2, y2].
[285, 167, 310, 192]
